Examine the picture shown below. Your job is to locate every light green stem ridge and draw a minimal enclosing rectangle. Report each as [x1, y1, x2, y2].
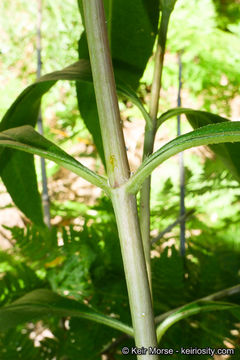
[139, 9, 171, 291]
[111, 187, 158, 357]
[0, 126, 110, 195]
[139, 129, 155, 295]
[82, 0, 130, 188]
[82, 0, 158, 356]
[149, 10, 171, 122]
[126, 122, 240, 194]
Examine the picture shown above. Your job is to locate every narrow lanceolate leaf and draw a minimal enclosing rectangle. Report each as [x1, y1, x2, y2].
[126, 121, 240, 194]
[117, 84, 152, 129]
[0, 126, 110, 195]
[76, 0, 159, 163]
[155, 284, 240, 324]
[158, 108, 240, 182]
[0, 289, 133, 336]
[0, 60, 91, 132]
[0, 60, 91, 224]
[156, 301, 238, 342]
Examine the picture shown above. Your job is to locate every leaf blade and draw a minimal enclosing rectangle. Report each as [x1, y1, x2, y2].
[126, 121, 240, 194]
[0, 60, 91, 132]
[156, 300, 238, 342]
[0, 126, 110, 194]
[117, 83, 152, 129]
[0, 289, 133, 336]
[158, 107, 240, 182]
[0, 60, 92, 223]
[0, 151, 44, 226]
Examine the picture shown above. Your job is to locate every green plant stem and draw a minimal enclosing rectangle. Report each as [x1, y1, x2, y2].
[102, 283, 240, 354]
[139, 10, 171, 290]
[82, 0, 158, 356]
[111, 187, 158, 355]
[82, 0, 129, 187]
[139, 130, 155, 294]
[36, 0, 51, 228]
[177, 52, 185, 256]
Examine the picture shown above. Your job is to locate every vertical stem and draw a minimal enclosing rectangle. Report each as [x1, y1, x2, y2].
[82, 0, 158, 356]
[177, 52, 185, 256]
[37, 0, 51, 228]
[139, 10, 171, 289]
[36, 0, 42, 79]
[111, 187, 159, 356]
[139, 129, 155, 294]
[82, 0, 129, 187]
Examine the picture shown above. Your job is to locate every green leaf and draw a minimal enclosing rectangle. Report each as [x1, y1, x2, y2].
[76, 0, 159, 163]
[0, 60, 91, 133]
[126, 121, 240, 194]
[76, 78, 105, 163]
[156, 300, 238, 342]
[0, 152, 44, 226]
[0, 60, 91, 224]
[0, 126, 110, 194]
[158, 108, 240, 182]
[117, 83, 152, 129]
[109, 0, 159, 88]
[0, 289, 133, 336]
[157, 107, 229, 128]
